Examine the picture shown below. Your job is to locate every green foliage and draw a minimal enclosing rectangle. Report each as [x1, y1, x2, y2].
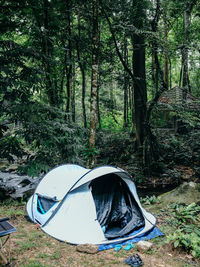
[167, 230, 200, 258]
[170, 202, 200, 225]
[95, 129, 133, 165]
[18, 160, 51, 177]
[133, 172, 146, 184]
[174, 108, 200, 130]
[166, 203, 200, 258]
[140, 195, 159, 205]
[161, 129, 200, 167]
[1, 0, 200, 177]
[100, 113, 124, 132]
[82, 145, 99, 161]
[1, 100, 87, 176]
[0, 135, 25, 162]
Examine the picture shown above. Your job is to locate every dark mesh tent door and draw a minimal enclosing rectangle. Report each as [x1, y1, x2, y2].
[90, 174, 145, 239]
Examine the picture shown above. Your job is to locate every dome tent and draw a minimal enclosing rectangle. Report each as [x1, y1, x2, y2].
[26, 164, 156, 245]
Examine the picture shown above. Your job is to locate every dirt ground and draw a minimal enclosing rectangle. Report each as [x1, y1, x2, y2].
[0, 203, 199, 267]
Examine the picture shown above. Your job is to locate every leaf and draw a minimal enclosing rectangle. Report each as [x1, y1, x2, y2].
[182, 240, 188, 247]
[174, 240, 179, 248]
[194, 228, 200, 237]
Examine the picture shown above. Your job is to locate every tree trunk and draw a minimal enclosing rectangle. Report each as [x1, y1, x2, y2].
[182, 9, 191, 96]
[110, 79, 114, 111]
[132, 33, 147, 149]
[65, 0, 72, 117]
[31, 1, 56, 106]
[181, 0, 198, 95]
[97, 78, 101, 129]
[71, 62, 76, 122]
[169, 57, 172, 89]
[151, 0, 161, 96]
[131, 0, 147, 149]
[88, 0, 99, 167]
[123, 36, 129, 128]
[163, 0, 168, 90]
[43, 0, 55, 106]
[77, 12, 87, 128]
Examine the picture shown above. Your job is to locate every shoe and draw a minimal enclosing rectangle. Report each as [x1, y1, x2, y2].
[124, 254, 143, 266]
[114, 244, 123, 252]
[124, 243, 134, 250]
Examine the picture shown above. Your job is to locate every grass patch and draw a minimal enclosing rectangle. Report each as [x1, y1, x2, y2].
[16, 239, 38, 251]
[36, 253, 50, 259]
[50, 249, 61, 260]
[68, 257, 75, 264]
[0, 199, 25, 218]
[19, 261, 51, 267]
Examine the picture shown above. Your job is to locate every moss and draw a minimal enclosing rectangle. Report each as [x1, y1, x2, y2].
[159, 182, 200, 205]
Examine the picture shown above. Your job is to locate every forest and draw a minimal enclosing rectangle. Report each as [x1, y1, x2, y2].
[1, 0, 200, 179]
[0, 0, 200, 266]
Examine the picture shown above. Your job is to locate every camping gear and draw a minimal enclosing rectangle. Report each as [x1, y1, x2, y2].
[124, 254, 143, 266]
[114, 242, 134, 251]
[99, 226, 163, 251]
[26, 164, 156, 245]
[124, 243, 134, 250]
[114, 244, 123, 251]
[0, 217, 17, 266]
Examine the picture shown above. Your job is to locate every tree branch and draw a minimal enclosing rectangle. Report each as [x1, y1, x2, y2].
[100, 5, 134, 81]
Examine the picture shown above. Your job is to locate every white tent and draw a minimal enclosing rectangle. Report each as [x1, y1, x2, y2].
[26, 164, 156, 245]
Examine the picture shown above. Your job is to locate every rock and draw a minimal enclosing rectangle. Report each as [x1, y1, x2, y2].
[5, 164, 19, 172]
[0, 171, 40, 200]
[136, 241, 153, 252]
[76, 244, 99, 254]
[159, 182, 200, 205]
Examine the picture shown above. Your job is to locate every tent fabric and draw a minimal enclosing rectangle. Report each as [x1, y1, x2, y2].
[42, 184, 105, 244]
[26, 164, 157, 245]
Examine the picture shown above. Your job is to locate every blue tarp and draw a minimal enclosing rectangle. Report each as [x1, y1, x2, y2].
[98, 227, 164, 251]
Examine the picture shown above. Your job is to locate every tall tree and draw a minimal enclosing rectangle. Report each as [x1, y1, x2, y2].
[163, 0, 169, 89]
[30, 0, 57, 106]
[131, 0, 148, 149]
[65, 0, 73, 117]
[151, 0, 161, 94]
[88, 0, 99, 166]
[102, 0, 148, 148]
[180, 0, 197, 95]
[76, 10, 87, 127]
[181, 4, 190, 96]
[123, 35, 129, 128]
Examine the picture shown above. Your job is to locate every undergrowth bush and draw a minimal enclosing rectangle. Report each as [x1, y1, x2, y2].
[0, 100, 87, 176]
[159, 129, 200, 168]
[167, 230, 200, 258]
[0, 134, 25, 162]
[166, 203, 200, 258]
[140, 195, 159, 205]
[95, 129, 133, 165]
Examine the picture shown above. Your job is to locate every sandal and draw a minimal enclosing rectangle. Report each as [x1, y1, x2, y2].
[114, 244, 123, 252]
[124, 243, 134, 250]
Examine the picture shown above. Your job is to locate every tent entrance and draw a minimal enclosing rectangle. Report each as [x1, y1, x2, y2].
[90, 174, 145, 239]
